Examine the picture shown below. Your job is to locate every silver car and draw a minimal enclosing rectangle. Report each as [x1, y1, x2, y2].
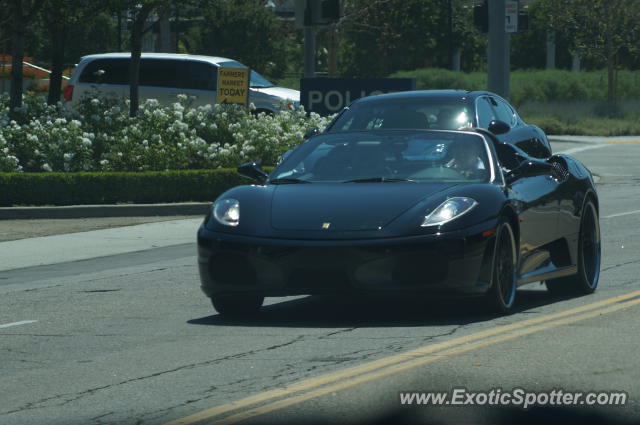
[64, 53, 300, 113]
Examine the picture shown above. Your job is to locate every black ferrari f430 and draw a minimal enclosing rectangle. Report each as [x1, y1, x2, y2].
[197, 91, 601, 315]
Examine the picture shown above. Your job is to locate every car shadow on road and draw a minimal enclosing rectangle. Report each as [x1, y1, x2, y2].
[188, 286, 583, 328]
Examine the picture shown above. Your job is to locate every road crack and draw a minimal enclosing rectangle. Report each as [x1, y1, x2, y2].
[420, 324, 465, 343]
[602, 258, 640, 272]
[319, 327, 358, 338]
[1, 335, 309, 415]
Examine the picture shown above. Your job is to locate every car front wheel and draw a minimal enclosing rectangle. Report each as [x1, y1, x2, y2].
[485, 219, 518, 314]
[211, 293, 264, 316]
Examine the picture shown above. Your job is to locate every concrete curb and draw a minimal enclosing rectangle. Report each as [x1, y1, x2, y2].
[548, 135, 640, 144]
[0, 202, 210, 220]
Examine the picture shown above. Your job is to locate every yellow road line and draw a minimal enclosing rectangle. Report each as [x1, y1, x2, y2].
[209, 297, 640, 425]
[164, 290, 640, 425]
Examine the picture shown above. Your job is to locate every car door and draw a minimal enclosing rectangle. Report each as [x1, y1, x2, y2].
[75, 58, 128, 102]
[138, 59, 183, 105]
[497, 144, 560, 272]
[180, 60, 218, 107]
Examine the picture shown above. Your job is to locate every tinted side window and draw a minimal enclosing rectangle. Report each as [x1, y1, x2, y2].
[139, 59, 181, 88]
[493, 98, 516, 126]
[79, 59, 129, 84]
[476, 97, 495, 128]
[183, 61, 217, 91]
[516, 138, 551, 159]
[330, 100, 468, 131]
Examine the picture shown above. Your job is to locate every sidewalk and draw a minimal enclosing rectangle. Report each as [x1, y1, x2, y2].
[548, 135, 640, 144]
[0, 202, 210, 220]
[0, 217, 203, 272]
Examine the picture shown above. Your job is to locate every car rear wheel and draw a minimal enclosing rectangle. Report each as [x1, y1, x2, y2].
[211, 293, 264, 316]
[546, 200, 600, 295]
[485, 219, 518, 314]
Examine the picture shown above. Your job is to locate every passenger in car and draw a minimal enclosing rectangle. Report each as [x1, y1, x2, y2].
[381, 110, 428, 129]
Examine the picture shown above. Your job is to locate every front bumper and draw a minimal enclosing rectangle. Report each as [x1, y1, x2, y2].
[197, 226, 495, 297]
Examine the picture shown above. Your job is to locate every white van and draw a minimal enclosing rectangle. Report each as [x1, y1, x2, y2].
[64, 53, 300, 114]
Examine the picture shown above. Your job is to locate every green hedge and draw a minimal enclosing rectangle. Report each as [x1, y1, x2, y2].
[0, 168, 267, 206]
[390, 68, 640, 107]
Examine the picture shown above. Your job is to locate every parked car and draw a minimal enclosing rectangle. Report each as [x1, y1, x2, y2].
[64, 53, 299, 114]
[197, 92, 600, 316]
[325, 90, 552, 159]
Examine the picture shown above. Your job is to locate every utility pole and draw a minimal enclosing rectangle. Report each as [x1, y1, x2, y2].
[447, 0, 454, 70]
[299, 0, 316, 78]
[304, 26, 316, 78]
[297, 0, 340, 78]
[546, 29, 556, 70]
[487, 0, 510, 99]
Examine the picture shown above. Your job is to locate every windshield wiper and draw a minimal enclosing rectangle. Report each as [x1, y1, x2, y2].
[269, 178, 311, 184]
[343, 177, 415, 183]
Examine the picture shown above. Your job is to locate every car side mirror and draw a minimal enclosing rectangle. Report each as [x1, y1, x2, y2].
[495, 142, 526, 170]
[237, 161, 268, 183]
[506, 160, 552, 184]
[488, 120, 510, 135]
[303, 128, 319, 140]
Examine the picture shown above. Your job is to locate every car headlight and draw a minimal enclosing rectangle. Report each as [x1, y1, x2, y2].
[421, 197, 478, 227]
[213, 198, 240, 227]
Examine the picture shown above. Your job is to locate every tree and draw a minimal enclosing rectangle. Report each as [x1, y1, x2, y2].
[6, 0, 45, 115]
[110, 0, 187, 117]
[539, 0, 640, 103]
[336, 0, 483, 77]
[127, 2, 156, 117]
[0, 1, 11, 49]
[37, 1, 111, 105]
[184, 0, 289, 79]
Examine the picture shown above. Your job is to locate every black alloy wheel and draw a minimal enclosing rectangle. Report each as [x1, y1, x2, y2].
[485, 219, 518, 314]
[546, 200, 601, 295]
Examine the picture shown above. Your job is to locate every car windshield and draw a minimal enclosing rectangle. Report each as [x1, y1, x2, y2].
[330, 98, 472, 131]
[217, 60, 274, 88]
[271, 130, 491, 184]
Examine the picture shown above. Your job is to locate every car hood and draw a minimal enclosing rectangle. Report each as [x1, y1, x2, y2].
[270, 183, 456, 232]
[252, 86, 300, 101]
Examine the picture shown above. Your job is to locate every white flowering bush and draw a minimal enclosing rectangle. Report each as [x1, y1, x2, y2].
[0, 92, 334, 173]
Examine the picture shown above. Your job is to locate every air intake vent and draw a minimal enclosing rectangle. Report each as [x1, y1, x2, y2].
[551, 160, 569, 182]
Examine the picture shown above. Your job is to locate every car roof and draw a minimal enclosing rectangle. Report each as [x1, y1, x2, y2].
[78, 52, 238, 65]
[353, 90, 491, 104]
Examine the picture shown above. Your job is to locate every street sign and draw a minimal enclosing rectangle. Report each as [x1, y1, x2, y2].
[300, 78, 416, 116]
[216, 67, 250, 107]
[505, 0, 519, 33]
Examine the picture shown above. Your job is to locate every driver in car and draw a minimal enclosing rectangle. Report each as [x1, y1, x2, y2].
[445, 141, 486, 179]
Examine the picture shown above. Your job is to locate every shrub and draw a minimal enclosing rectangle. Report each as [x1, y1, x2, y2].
[391, 68, 640, 106]
[0, 169, 265, 206]
[0, 92, 332, 173]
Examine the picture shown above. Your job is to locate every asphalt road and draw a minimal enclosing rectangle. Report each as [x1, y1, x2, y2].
[2, 139, 640, 425]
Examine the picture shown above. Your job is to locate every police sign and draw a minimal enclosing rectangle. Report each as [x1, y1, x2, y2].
[216, 67, 250, 107]
[301, 78, 416, 116]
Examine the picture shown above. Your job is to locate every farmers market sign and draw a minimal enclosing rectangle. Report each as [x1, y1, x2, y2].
[216, 67, 250, 107]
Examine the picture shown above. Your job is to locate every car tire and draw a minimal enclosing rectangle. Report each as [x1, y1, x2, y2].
[485, 219, 518, 314]
[211, 293, 264, 316]
[546, 200, 600, 295]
